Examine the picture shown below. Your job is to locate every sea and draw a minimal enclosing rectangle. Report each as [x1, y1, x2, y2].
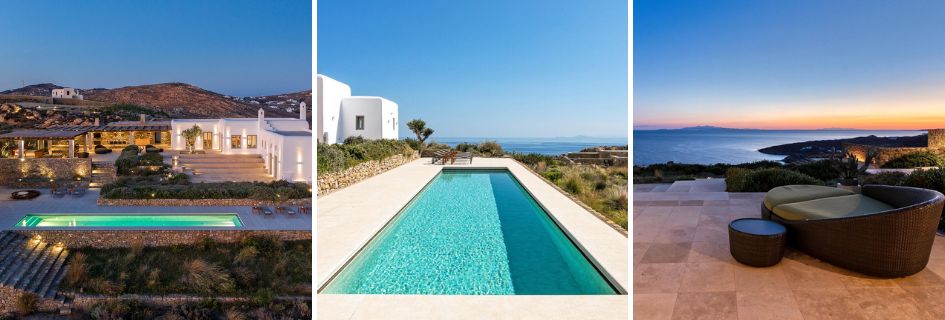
[432, 137, 628, 156]
[633, 129, 925, 165]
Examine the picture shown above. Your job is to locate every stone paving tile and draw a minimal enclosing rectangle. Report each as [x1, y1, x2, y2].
[634, 241, 651, 266]
[903, 286, 945, 318]
[847, 287, 929, 320]
[792, 288, 870, 320]
[679, 262, 736, 293]
[732, 263, 791, 293]
[634, 293, 676, 320]
[894, 268, 945, 288]
[687, 240, 735, 263]
[635, 263, 687, 293]
[640, 242, 692, 263]
[736, 290, 804, 320]
[670, 291, 737, 320]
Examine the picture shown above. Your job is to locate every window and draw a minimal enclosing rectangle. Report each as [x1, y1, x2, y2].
[247, 135, 257, 149]
[153, 132, 162, 144]
[231, 135, 241, 148]
[356, 116, 365, 130]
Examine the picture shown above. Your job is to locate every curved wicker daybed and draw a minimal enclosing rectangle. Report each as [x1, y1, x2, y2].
[762, 185, 944, 278]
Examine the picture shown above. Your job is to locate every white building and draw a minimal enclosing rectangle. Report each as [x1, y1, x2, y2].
[51, 88, 83, 99]
[170, 103, 312, 182]
[316, 74, 398, 144]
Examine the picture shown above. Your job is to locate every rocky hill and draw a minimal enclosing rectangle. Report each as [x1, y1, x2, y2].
[82, 83, 300, 118]
[2, 83, 310, 119]
[0, 83, 63, 96]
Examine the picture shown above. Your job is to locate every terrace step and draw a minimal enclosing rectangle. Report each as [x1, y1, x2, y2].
[185, 162, 266, 169]
[89, 161, 117, 189]
[0, 231, 70, 300]
[177, 154, 272, 183]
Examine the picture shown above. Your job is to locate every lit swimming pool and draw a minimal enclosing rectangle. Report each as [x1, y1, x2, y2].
[16, 214, 243, 228]
[323, 169, 616, 295]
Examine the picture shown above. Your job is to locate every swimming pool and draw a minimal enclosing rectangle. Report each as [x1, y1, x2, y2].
[323, 169, 616, 295]
[15, 214, 243, 228]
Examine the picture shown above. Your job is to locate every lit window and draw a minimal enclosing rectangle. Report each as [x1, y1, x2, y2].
[231, 135, 241, 148]
[247, 135, 257, 149]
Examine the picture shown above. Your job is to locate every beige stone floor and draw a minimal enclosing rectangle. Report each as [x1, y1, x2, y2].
[633, 181, 945, 320]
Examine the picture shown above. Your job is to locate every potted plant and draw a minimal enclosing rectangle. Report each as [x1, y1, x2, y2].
[831, 148, 876, 192]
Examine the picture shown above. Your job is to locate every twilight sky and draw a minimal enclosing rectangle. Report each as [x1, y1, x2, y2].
[0, 1, 311, 97]
[318, 0, 628, 138]
[634, 0, 945, 130]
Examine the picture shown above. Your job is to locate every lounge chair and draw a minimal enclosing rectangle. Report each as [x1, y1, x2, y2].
[285, 207, 298, 215]
[51, 187, 66, 198]
[455, 152, 473, 164]
[762, 184, 944, 277]
[431, 150, 449, 164]
[262, 207, 274, 216]
[70, 187, 86, 198]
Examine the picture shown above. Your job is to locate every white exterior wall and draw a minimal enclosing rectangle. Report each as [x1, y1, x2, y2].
[170, 110, 312, 183]
[51, 88, 83, 99]
[316, 75, 351, 144]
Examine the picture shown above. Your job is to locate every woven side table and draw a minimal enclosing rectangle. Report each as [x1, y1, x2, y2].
[729, 218, 786, 267]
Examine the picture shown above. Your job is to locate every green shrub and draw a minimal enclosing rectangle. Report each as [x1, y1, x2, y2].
[542, 169, 564, 182]
[881, 151, 944, 169]
[138, 152, 164, 166]
[903, 167, 945, 192]
[861, 172, 907, 186]
[101, 180, 311, 200]
[170, 173, 190, 185]
[725, 168, 750, 192]
[123, 145, 140, 153]
[791, 160, 839, 181]
[561, 175, 585, 195]
[454, 142, 479, 153]
[343, 135, 366, 144]
[727, 168, 822, 192]
[317, 139, 414, 176]
[478, 140, 504, 157]
[510, 152, 559, 166]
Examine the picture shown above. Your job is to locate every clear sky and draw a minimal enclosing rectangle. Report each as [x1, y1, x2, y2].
[318, 0, 628, 138]
[635, 0, 945, 130]
[0, 1, 311, 97]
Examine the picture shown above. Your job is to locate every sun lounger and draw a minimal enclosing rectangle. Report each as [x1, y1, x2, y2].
[262, 207, 274, 216]
[51, 187, 66, 198]
[70, 188, 86, 198]
[456, 152, 473, 164]
[286, 207, 298, 215]
[431, 150, 449, 164]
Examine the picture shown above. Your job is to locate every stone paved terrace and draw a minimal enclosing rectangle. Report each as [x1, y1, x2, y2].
[0, 187, 310, 231]
[633, 179, 945, 319]
[318, 158, 627, 319]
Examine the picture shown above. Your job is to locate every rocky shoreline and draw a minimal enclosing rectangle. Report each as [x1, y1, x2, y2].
[758, 134, 927, 163]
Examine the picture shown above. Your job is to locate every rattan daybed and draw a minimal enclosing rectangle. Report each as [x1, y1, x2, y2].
[762, 184, 944, 278]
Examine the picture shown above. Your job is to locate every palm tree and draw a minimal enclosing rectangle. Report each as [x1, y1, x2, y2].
[406, 119, 434, 153]
[181, 125, 203, 154]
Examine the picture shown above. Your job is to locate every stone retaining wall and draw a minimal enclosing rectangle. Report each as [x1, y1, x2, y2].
[14, 230, 311, 249]
[317, 152, 419, 195]
[0, 158, 91, 186]
[69, 294, 310, 310]
[96, 197, 311, 206]
[842, 143, 937, 167]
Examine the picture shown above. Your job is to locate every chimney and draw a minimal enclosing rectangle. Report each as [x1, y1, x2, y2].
[139, 114, 146, 124]
[299, 102, 307, 121]
[94, 118, 100, 126]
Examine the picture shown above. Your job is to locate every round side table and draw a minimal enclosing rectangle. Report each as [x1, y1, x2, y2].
[729, 218, 786, 267]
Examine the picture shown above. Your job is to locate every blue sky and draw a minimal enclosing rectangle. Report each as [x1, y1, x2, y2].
[635, 0, 945, 130]
[0, 1, 311, 97]
[318, 0, 628, 139]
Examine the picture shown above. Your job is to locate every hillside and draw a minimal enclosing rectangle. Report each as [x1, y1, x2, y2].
[0, 83, 63, 96]
[82, 83, 299, 118]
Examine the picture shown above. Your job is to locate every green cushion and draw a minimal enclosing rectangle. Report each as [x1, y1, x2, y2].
[763, 185, 855, 210]
[772, 194, 895, 221]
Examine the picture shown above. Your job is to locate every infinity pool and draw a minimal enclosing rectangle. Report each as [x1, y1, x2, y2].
[323, 169, 616, 295]
[16, 214, 243, 228]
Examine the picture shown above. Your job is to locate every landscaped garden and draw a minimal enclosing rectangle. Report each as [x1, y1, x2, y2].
[101, 144, 311, 201]
[61, 236, 311, 298]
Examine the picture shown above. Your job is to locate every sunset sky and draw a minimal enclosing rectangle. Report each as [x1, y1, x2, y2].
[634, 0, 945, 130]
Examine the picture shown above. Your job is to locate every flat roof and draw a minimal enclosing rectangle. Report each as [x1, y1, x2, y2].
[0, 130, 87, 140]
[48, 124, 171, 132]
[272, 131, 312, 137]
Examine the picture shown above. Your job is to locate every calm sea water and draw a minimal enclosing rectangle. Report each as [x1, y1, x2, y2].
[633, 130, 925, 165]
[433, 137, 628, 155]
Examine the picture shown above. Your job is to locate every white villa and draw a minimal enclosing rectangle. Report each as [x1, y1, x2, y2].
[51, 87, 83, 99]
[170, 103, 312, 182]
[315, 74, 398, 144]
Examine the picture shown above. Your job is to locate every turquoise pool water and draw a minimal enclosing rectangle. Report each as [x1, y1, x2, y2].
[16, 214, 242, 227]
[323, 169, 616, 295]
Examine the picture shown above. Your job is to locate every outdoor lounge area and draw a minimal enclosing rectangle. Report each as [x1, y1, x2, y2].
[634, 179, 945, 319]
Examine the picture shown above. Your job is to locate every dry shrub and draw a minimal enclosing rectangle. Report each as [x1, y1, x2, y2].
[87, 277, 123, 295]
[224, 308, 247, 320]
[147, 268, 161, 290]
[234, 246, 258, 265]
[180, 259, 235, 295]
[66, 252, 88, 286]
[15, 293, 38, 315]
[232, 266, 257, 287]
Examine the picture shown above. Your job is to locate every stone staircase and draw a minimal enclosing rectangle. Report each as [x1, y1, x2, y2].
[177, 153, 273, 183]
[89, 162, 117, 188]
[0, 232, 70, 302]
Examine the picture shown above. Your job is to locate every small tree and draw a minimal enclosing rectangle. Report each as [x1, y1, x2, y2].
[181, 125, 203, 154]
[406, 119, 434, 153]
[831, 147, 876, 186]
